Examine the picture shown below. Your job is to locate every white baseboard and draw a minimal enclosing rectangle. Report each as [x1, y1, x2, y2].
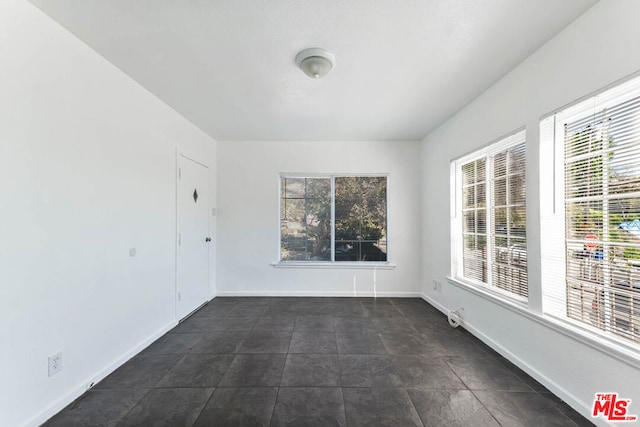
[27, 320, 178, 427]
[418, 293, 599, 426]
[215, 290, 422, 298]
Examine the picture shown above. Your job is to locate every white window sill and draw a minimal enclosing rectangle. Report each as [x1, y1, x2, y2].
[446, 275, 640, 369]
[272, 262, 396, 270]
[446, 276, 528, 308]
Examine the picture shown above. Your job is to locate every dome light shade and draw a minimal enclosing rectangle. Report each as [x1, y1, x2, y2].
[295, 48, 336, 79]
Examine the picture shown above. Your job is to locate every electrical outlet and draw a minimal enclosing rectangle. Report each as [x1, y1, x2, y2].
[433, 280, 438, 290]
[48, 352, 62, 377]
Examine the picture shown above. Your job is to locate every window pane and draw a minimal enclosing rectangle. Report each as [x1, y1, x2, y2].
[463, 210, 476, 234]
[462, 162, 476, 185]
[494, 152, 507, 177]
[608, 198, 640, 245]
[490, 142, 528, 298]
[510, 207, 527, 234]
[509, 143, 526, 172]
[494, 178, 507, 207]
[477, 183, 486, 206]
[510, 174, 526, 205]
[456, 135, 527, 298]
[565, 119, 605, 159]
[463, 235, 486, 283]
[477, 209, 486, 234]
[609, 162, 640, 195]
[565, 155, 604, 199]
[566, 200, 603, 241]
[463, 186, 475, 208]
[282, 177, 305, 198]
[477, 159, 486, 182]
[334, 176, 387, 262]
[460, 157, 490, 285]
[280, 177, 331, 261]
[494, 207, 507, 236]
[564, 95, 640, 345]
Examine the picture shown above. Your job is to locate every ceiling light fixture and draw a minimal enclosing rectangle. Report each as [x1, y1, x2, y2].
[295, 48, 336, 79]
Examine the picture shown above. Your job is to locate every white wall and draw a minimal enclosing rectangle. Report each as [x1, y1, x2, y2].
[421, 0, 640, 424]
[0, 2, 217, 426]
[217, 140, 421, 297]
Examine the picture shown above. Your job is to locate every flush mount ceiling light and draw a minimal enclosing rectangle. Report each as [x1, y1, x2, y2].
[295, 48, 336, 79]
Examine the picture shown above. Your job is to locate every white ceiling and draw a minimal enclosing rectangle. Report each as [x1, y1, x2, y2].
[30, 0, 597, 141]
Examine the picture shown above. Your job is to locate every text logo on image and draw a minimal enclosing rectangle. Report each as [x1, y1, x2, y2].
[592, 393, 637, 422]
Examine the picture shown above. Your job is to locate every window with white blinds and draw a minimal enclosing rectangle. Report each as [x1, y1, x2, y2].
[452, 130, 528, 301]
[540, 75, 640, 347]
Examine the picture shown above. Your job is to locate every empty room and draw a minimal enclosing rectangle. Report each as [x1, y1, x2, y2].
[3, 0, 640, 426]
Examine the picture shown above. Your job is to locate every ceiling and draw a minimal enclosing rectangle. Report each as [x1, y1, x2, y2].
[29, 0, 598, 141]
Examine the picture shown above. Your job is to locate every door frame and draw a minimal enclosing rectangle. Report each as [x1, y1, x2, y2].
[175, 147, 211, 320]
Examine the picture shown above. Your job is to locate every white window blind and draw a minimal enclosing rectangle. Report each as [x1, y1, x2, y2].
[452, 130, 528, 301]
[541, 75, 640, 347]
[461, 157, 487, 284]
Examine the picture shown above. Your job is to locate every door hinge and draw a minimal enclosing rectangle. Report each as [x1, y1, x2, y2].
[178, 233, 181, 246]
[178, 292, 181, 301]
[178, 168, 181, 179]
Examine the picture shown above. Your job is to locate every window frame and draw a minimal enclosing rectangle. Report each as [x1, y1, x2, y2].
[450, 129, 528, 304]
[540, 74, 640, 350]
[277, 173, 390, 266]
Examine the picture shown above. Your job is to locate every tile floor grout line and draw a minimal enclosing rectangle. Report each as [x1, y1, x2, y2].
[190, 387, 217, 426]
[268, 386, 281, 426]
[468, 388, 506, 427]
[109, 387, 154, 426]
[266, 325, 295, 424]
[403, 389, 427, 427]
[338, 386, 349, 427]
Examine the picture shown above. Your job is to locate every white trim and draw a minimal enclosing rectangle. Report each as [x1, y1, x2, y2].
[450, 161, 461, 277]
[272, 262, 396, 270]
[446, 276, 640, 369]
[279, 172, 390, 178]
[216, 290, 418, 297]
[330, 177, 336, 262]
[447, 276, 528, 307]
[452, 127, 527, 165]
[177, 152, 209, 169]
[385, 173, 391, 263]
[540, 70, 640, 121]
[277, 175, 283, 262]
[175, 148, 179, 321]
[28, 320, 178, 427]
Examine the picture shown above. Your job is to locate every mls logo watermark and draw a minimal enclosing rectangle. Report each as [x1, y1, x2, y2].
[592, 393, 637, 422]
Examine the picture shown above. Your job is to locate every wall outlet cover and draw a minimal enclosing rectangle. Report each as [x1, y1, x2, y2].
[48, 352, 62, 377]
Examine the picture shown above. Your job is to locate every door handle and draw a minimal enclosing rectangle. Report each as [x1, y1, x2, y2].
[205, 237, 212, 242]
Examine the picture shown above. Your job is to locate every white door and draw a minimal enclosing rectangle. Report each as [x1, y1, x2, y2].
[177, 154, 210, 320]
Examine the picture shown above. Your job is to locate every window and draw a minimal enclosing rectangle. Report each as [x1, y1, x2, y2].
[280, 175, 387, 262]
[541, 75, 640, 347]
[451, 130, 528, 301]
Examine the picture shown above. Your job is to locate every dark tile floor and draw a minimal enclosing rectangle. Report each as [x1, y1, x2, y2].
[44, 297, 593, 426]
